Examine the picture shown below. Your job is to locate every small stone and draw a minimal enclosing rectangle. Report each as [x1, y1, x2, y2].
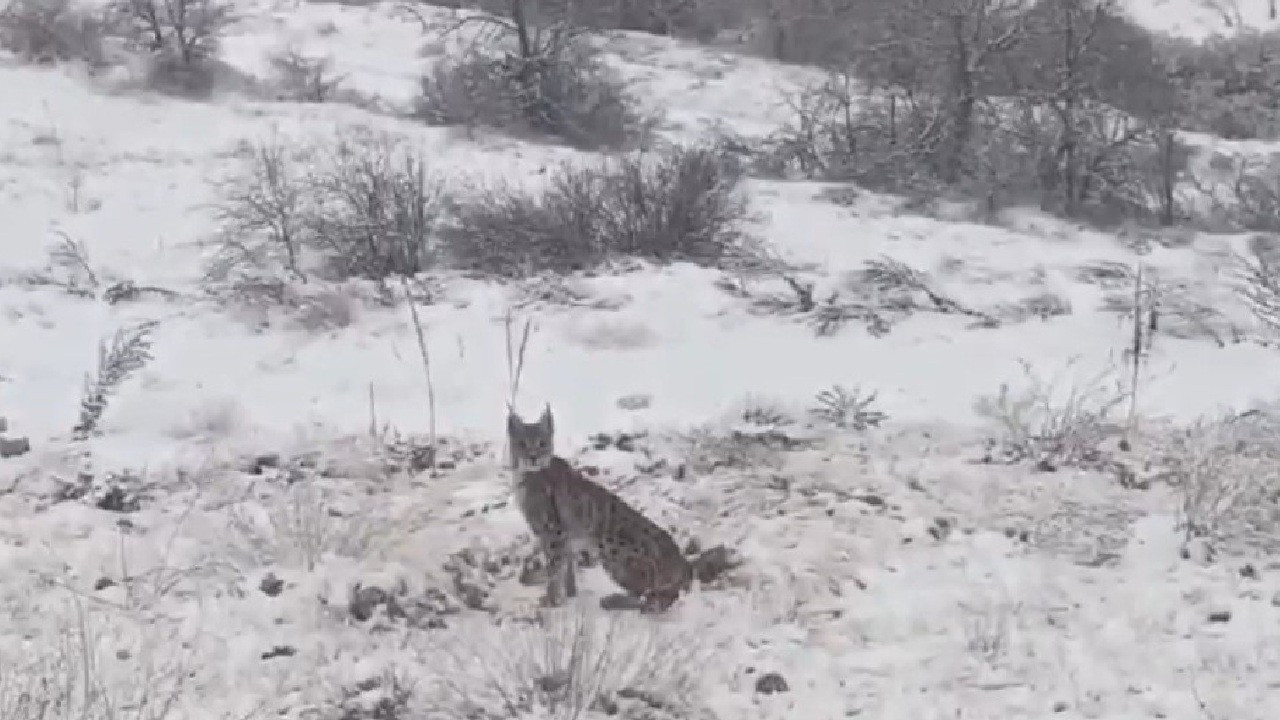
[755, 672, 789, 694]
[259, 572, 284, 597]
[93, 576, 115, 591]
[0, 436, 30, 458]
[248, 454, 280, 474]
[260, 645, 296, 660]
[349, 584, 389, 621]
[1240, 564, 1257, 579]
[1207, 610, 1231, 623]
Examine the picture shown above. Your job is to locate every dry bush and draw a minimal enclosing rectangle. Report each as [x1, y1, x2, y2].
[1218, 155, 1280, 233]
[418, 609, 707, 720]
[1238, 233, 1280, 336]
[445, 144, 757, 275]
[1145, 410, 1280, 550]
[0, 0, 108, 64]
[208, 133, 447, 285]
[107, 0, 235, 96]
[755, 72, 942, 194]
[209, 139, 309, 281]
[809, 384, 886, 431]
[267, 45, 346, 102]
[227, 480, 418, 571]
[0, 600, 191, 720]
[309, 136, 446, 280]
[760, 74, 1190, 223]
[416, 39, 652, 150]
[1163, 29, 1280, 140]
[73, 320, 159, 440]
[455, 0, 740, 40]
[974, 357, 1131, 472]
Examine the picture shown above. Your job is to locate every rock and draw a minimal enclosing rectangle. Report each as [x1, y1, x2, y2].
[692, 544, 742, 584]
[856, 493, 885, 508]
[261, 645, 296, 660]
[755, 672, 789, 694]
[259, 572, 284, 597]
[1207, 609, 1231, 623]
[349, 584, 390, 621]
[0, 436, 30, 458]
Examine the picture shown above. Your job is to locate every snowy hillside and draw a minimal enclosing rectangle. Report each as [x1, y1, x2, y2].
[1, 0, 1280, 718]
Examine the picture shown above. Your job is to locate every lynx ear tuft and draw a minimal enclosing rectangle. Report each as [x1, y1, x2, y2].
[540, 403, 554, 432]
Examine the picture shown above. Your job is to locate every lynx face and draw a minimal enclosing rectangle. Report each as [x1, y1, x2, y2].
[507, 405, 555, 472]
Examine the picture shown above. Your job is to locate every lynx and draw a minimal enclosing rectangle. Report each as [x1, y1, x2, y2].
[507, 406, 692, 612]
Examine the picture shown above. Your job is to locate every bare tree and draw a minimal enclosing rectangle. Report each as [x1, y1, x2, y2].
[109, 0, 233, 66]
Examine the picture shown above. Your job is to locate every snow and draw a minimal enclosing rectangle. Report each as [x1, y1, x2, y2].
[1, 0, 1280, 719]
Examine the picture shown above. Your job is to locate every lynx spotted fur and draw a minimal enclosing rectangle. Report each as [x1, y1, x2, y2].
[508, 406, 692, 612]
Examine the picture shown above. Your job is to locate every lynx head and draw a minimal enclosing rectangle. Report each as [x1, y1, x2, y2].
[507, 404, 554, 472]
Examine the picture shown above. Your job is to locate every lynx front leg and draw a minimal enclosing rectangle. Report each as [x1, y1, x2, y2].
[541, 535, 577, 607]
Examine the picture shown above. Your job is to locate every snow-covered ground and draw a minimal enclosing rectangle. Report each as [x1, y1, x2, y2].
[2, 0, 1280, 718]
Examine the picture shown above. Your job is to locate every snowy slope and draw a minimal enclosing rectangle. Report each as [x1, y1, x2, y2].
[1, 1, 1279, 719]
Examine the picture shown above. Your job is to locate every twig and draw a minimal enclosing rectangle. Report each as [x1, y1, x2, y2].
[398, 276, 437, 472]
[504, 311, 533, 405]
[1124, 264, 1144, 448]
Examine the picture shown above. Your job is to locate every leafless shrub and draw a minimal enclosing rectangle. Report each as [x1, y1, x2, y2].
[267, 45, 346, 102]
[310, 135, 446, 280]
[336, 670, 416, 720]
[974, 357, 1130, 471]
[1102, 272, 1241, 348]
[209, 133, 447, 285]
[0, 600, 190, 720]
[445, 145, 756, 275]
[108, 0, 231, 62]
[209, 139, 309, 281]
[106, 0, 235, 96]
[809, 384, 886, 431]
[415, 25, 652, 149]
[999, 291, 1073, 323]
[1238, 233, 1280, 337]
[760, 67, 1186, 224]
[0, 0, 107, 65]
[43, 231, 99, 298]
[754, 257, 995, 336]
[994, 101, 1188, 224]
[743, 274, 895, 337]
[857, 257, 996, 323]
[1144, 409, 1280, 551]
[1164, 28, 1280, 140]
[1226, 157, 1280, 232]
[73, 320, 159, 440]
[227, 481, 419, 571]
[1074, 259, 1136, 288]
[756, 73, 941, 196]
[676, 420, 818, 473]
[419, 609, 707, 720]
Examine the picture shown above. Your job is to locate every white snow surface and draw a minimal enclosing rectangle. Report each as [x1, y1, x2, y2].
[1, 0, 1279, 719]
